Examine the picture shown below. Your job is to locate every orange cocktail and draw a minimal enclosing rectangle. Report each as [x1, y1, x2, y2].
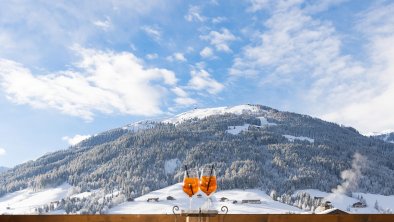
[200, 175, 217, 196]
[183, 177, 199, 197]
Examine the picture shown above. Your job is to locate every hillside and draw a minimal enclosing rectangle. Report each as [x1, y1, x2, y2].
[1, 104, 394, 214]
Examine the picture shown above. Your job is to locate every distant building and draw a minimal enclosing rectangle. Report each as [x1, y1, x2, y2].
[323, 201, 333, 210]
[167, 196, 175, 201]
[232, 200, 238, 204]
[147, 197, 159, 202]
[220, 197, 229, 202]
[352, 202, 367, 208]
[315, 201, 333, 212]
[241, 200, 261, 204]
[317, 208, 348, 214]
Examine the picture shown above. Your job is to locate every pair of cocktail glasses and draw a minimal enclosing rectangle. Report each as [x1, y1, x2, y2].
[183, 165, 216, 209]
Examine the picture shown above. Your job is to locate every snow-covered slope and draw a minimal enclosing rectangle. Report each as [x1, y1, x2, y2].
[109, 183, 303, 214]
[0, 183, 71, 214]
[163, 105, 264, 124]
[1, 183, 393, 214]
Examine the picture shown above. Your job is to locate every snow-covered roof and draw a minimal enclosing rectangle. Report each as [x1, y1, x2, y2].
[316, 208, 348, 214]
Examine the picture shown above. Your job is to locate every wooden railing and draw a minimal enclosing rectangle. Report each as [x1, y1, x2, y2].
[0, 214, 393, 222]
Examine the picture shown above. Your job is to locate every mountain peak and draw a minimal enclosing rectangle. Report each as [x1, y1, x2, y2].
[163, 104, 268, 124]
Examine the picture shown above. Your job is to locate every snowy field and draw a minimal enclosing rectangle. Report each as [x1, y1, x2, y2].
[0, 183, 71, 214]
[0, 183, 393, 214]
[109, 183, 303, 214]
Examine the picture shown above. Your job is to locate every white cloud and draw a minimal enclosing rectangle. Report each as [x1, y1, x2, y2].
[186, 47, 194, 53]
[167, 53, 187, 62]
[247, 0, 272, 12]
[231, 0, 394, 133]
[93, 17, 112, 31]
[200, 47, 214, 58]
[303, 0, 349, 14]
[171, 87, 197, 105]
[321, 3, 394, 133]
[171, 87, 188, 98]
[0, 1, 167, 65]
[0, 148, 6, 156]
[174, 97, 197, 106]
[174, 53, 186, 61]
[0, 47, 178, 120]
[232, 3, 360, 78]
[146, 53, 158, 59]
[62, 134, 91, 146]
[188, 69, 224, 94]
[200, 28, 236, 52]
[141, 26, 161, 42]
[212, 17, 227, 24]
[185, 5, 206, 22]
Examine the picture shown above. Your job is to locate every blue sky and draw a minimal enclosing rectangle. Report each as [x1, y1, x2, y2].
[1, 0, 394, 167]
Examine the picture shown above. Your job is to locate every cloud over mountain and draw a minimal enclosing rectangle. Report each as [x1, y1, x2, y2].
[0, 47, 184, 120]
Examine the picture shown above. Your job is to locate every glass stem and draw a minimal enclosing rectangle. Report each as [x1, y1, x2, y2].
[189, 197, 192, 210]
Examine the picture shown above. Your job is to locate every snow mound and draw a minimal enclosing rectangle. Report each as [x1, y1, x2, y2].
[163, 105, 263, 124]
[283, 135, 314, 143]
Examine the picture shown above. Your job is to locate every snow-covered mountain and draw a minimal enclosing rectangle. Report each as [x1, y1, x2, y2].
[1, 104, 394, 214]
